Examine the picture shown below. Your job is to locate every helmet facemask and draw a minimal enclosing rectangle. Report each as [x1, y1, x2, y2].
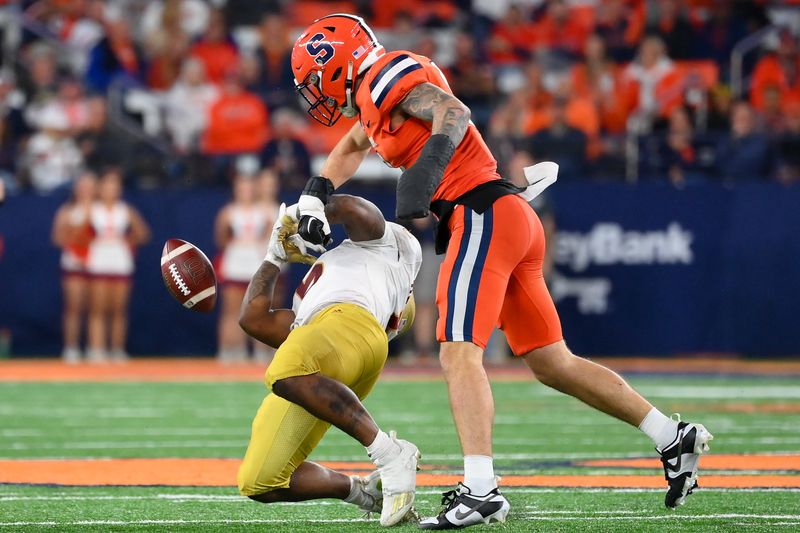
[295, 70, 342, 127]
[296, 59, 359, 126]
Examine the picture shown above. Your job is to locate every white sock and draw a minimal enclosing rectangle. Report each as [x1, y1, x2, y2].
[366, 430, 399, 466]
[463, 455, 496, 495]
[639, 407, 679, 450]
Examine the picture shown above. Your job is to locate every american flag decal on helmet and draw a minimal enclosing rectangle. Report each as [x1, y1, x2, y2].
[353, 45, 366, 58]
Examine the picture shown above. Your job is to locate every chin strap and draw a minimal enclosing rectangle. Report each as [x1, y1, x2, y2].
[340, 45, 384, 118]
[341, 60, 357, 118]
[314, 68, 322, 91]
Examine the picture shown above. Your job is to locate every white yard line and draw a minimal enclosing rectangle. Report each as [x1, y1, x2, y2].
[635, 385, 800, 399]
[316, 452, 656, 461]
[519, 514, 800, 521]
[522, 509, 640, 514]
[421, 487, 800, 494]
[0, 518, 372, 527]
[0, 448, 660, 458]
[7, 437, 800, 452]
[721, 437, 800, 445]
[1, 428, 250, 438]
[4, 448, 800, 460]
[7, 421, 799, 438]
[2, 514, 800, 527]
[0, 495, 339, 504]
[1, 488, 799, 501]
[7, 440, 247, 450]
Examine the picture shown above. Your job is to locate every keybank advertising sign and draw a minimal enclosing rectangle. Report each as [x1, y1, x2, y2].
[552, 222, 693, 314]
[0, 183, 796, 357]
[548, 183, 800, 356]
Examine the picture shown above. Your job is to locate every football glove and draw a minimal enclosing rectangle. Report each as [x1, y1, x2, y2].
[297, 176, 334, 253]
[264, 203, 316, 267]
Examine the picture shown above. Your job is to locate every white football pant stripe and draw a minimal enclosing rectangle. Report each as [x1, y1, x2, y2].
[450, 211, 485, 341]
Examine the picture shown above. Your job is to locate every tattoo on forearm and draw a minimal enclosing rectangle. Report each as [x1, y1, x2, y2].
[399, 83, 470, 145]
[439, 106, 469, 144]
[399, 83, 443, 121]
[244, 262, 279, 305]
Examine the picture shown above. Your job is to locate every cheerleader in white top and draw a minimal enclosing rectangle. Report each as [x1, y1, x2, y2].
[214, 172, 277, 363]
[51, 171, 97, 363]
[86, 169, 150, 363]
[253, 169, 282, 363]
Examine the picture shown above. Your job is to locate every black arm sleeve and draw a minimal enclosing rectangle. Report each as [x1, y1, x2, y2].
[396, 134, 456, 220]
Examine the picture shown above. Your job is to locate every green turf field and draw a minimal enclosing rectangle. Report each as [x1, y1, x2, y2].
[3, 485, 800, 532]
[2, 375, 800, 531]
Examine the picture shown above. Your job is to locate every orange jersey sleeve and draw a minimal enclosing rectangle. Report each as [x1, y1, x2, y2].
[355, 51, 500, 202]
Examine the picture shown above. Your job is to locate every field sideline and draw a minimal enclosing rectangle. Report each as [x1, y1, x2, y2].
[1, 358, 799, 531]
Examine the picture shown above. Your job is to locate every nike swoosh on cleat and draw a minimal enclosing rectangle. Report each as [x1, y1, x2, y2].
[664, 426, 691, 473]
[453, 499, 504, 521]
[666, 454, 681, 472]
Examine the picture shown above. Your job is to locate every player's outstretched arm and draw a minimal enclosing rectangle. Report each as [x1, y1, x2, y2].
[394, 82, 471, 220]
[320, 122, 372, 188]
[324, 194, 385, 242]
[239, 261, 295, 348]
[296, 124, 372, 250]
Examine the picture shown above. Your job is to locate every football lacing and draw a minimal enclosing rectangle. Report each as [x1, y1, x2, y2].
[169, 263, 191, 296]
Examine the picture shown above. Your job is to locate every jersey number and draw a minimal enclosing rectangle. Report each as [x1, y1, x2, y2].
[305, 33, 335, 65]
[296, 263, 324, 299]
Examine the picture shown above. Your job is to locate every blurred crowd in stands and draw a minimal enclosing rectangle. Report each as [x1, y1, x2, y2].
[2, 0, 800, 195]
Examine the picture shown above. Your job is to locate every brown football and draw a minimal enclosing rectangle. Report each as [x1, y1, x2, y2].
[160, 239, 217, 313]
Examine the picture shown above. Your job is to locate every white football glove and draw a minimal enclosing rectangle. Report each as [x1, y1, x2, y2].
[264, 203, 316, 267]
[264, 203, 290, 267]
[297, 194, 331, 254]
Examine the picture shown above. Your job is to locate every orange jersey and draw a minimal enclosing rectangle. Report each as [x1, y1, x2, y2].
[355, 51, 500, 202]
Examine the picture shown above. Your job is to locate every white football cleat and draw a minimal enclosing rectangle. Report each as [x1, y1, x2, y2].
[377, 431, 420, 526]
[658, 415, 714, 508]
[418, 483, 510, 529]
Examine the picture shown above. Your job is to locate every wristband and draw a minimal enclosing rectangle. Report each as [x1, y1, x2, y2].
[301, 175, 335, 204]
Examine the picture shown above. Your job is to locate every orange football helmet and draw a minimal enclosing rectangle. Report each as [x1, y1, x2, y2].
[291, 14, 384, 126]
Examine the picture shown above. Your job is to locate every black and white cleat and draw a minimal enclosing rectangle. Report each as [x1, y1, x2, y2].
[418, 483, 510, 530]
[658, 415, 714, 509]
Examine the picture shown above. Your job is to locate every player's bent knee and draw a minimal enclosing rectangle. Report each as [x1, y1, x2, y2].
[241, 487, 286, 503]
[246, 492, 282, 504]
[439, 342, 485, 375]
[237, 460, 291, 498]
[523, 341, 577, 387]
[240, 480, 289, 503]
[238, 470, 290, 498]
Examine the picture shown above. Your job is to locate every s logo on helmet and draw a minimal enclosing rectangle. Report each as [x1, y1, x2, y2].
[305, 33, 335, 65]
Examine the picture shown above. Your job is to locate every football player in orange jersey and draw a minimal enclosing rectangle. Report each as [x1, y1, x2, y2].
[290, 14, 712, 529]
